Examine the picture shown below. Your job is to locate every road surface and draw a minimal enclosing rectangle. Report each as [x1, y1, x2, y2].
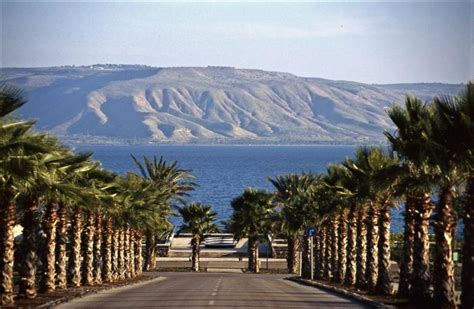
[56, 272, 369, 308]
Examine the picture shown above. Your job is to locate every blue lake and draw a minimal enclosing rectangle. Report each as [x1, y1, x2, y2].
[73, 145, 405, 232]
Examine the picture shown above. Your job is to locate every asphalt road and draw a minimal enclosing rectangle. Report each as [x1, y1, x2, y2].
[56, 272, 369, 308]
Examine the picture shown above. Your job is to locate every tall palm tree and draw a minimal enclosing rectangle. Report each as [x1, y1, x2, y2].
[330, 163, 360, 287]
[38, 151, 94, 292]
[324, 164, 354, 284]
[56, 202, 68, 289]
[397, 193, 415, 298]
[228, 188, 274, 273]
[355, 204, 367, 289]
[18, 193, 40, 298]
[0, 85, 58, 304]
[432, 82, 474, 309]
[386, 97, 436, 303]
[83, 210, 96, 285]
[69, 206, 83, 287]
[94, 208, 103, 285]
[178, 203, 218, 271]
[103, 212, 114, 282]
[344, 147, 399, 295]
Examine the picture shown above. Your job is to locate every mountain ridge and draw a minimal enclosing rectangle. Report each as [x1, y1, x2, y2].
[0, 65, 464, 144]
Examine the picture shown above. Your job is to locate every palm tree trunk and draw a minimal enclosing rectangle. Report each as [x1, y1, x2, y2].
[317, 225, 326, 280]
[324, 223, 332, 281]
[69, 207, 83, 287]
[287, 236, 299, 274]
[337, 211, 348, 284]
[124, 227, 131, 279]
[330, 215, 339, 282]
[103, 216, 113, 283]
[314, 232, 321, 279]
[93, 209, 102, 285]
[366, 200, 379, 293]
[344, 205, 357, 286]
[375, 198, 393, 295]
[410, 191, 433, 303]
[248, 237, 255, 272]
[82, 211, 95, 286]
[433, 186, 456, 309]
[56, 203, 68, 290]
[397, 195, 415, 298]
[0, 195, 16, 306]
[461, 177, 474, 309]
[112, 228, 119, 281]
[254, 240, 260, 274]
[40, 200, 58, 293]
[130, 230, 136, 278]
[118, 228, 125, 280]
[301, 234, 311, 279]
[136, 232, 143, 276]
[356, 205, 367, 289]
[19, 196, 39, 298]
[191, 235, 201, 271]
[144, 229, 156, 271]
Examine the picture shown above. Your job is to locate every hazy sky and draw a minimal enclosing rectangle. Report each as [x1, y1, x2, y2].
[1, 1, 472, 84]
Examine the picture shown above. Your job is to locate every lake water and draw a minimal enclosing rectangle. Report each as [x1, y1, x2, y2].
[73, 145, 405, 232]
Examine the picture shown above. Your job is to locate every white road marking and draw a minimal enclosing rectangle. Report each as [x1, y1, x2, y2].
[208, 300, 215, 305]
[211, 292, 217, 296]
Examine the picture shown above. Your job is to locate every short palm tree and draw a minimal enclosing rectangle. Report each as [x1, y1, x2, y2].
[228, 188, 274, 273]
[178, 203, 218, 271]
[269, 173, 320, 274]
[132, 155, 196, 270]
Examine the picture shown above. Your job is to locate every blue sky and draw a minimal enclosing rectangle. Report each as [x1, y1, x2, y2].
[1, 1, 472, 84]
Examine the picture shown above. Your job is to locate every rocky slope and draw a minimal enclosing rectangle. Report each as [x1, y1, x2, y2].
[0, 65, 463, 144]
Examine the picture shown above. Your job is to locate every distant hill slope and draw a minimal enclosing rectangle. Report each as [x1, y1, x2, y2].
[0, 65, 464, 144]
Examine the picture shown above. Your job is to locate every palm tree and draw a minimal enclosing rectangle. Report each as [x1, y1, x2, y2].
[178, 203, 218, 271]
[269, 173, 320, 275]
[69, 206, 83, 287]
[0, 85, 57, 304]
[331, 163, 360, 287]
[94, 208, 103, 285]
[132, 155, 196, 270]
[228, 189, 274, 273]
[432, 82, 474, 309]
[56, 202, 68, 289]
[355, 205, 367, 289]
[39, 151, 94, 292]
[18, 193, 40, 298]
[324, 164, 354, 284]
[83, 210, 96, 285]
[397, 193, 415, 298]
[344, 147, 399, 295]
[386, 97, 436, 303]
[103, 213, 114, 282]
[316, 223, 327, 279]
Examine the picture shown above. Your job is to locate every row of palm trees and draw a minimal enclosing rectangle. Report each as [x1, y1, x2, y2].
[225, 82, 472, 309]
[0, 85, 195, 306]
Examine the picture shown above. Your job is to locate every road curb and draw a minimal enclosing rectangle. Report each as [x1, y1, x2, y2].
[287, 277, 397, 309]
[37, 275, 165, 308]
